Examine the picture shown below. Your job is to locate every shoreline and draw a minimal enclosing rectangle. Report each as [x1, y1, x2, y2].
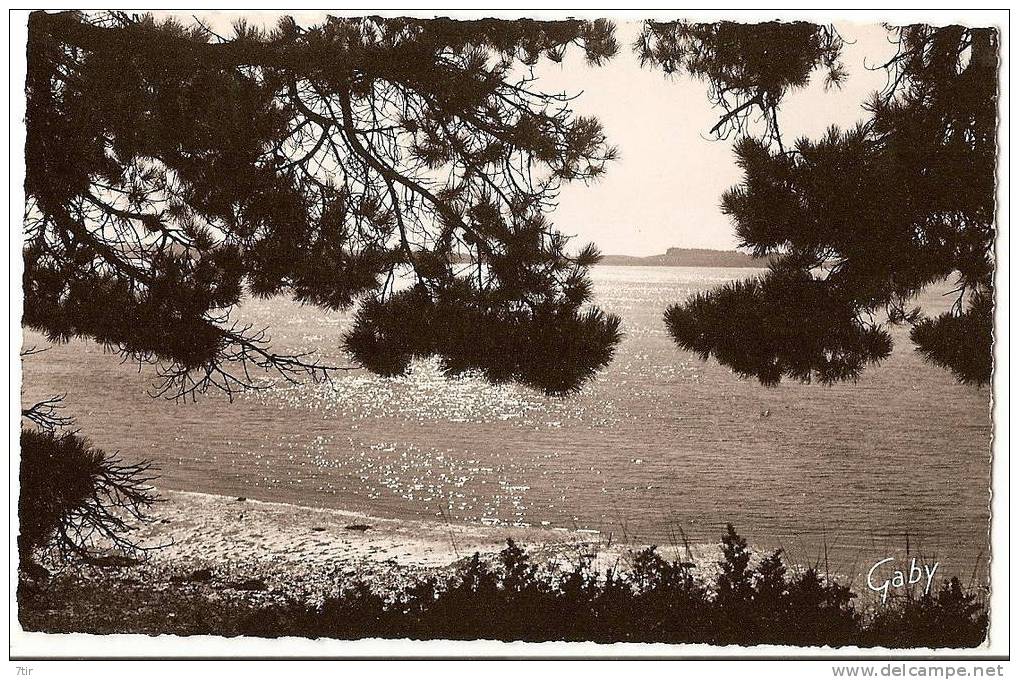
[17, 487, 716, 635]
[31, 488, 718, 605]
[19, 488, 990, 640]
[25, 487, 989, 611]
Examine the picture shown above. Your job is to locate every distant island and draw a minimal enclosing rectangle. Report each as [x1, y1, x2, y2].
[599, 247, 773, 268]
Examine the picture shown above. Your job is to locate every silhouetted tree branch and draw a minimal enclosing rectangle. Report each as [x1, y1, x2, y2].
[21, 394, 73, 431]
[642, 21, 996, 386]
[25, 11, 623, 399]
[19, 428, 162, 562]
[635, 20, 846, 150]
[20, 347, 74, 430]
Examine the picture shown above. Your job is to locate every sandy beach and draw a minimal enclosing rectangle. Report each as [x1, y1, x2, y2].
[18, 487, 726, 635]
[27, 488, 720, 608]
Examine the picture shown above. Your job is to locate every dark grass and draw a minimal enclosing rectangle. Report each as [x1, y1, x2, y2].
[18, 525, 987, 648]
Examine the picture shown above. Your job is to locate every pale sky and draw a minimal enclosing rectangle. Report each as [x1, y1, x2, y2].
[539, 21, 896, 255]
[186, 13, 897, 256]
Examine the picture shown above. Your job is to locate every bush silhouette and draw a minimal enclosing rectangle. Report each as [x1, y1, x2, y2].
[18, 428, 158, 565]
[222, 525, 986, 647]
[862, 577, 989, 648]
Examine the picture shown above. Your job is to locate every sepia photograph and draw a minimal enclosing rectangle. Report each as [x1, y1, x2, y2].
[9, 7, 1010, 668]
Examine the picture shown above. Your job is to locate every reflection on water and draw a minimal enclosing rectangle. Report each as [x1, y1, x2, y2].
[22, 266, 993, 580]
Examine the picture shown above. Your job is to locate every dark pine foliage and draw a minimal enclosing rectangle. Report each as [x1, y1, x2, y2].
[665, 267, 893, 385]
[635, 20, 846, 147]
[910, 288, 994, 386]
[641, 22, 997, 387]
[19, 428, 158, 562]
[25, 11, 622, 399]
[222, 526, 984, 647]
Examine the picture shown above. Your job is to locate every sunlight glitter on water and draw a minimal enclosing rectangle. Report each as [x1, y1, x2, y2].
[254, 358, 592, 426]
[21, 266, 993, 580]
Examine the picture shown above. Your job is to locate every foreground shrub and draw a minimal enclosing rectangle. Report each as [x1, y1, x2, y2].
[861, 577, 989, 648]
[230, 526, 987, 648]
[19, 428, 158, 564]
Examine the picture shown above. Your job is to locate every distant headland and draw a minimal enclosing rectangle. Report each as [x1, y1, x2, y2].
[599, 247, 773, 268]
